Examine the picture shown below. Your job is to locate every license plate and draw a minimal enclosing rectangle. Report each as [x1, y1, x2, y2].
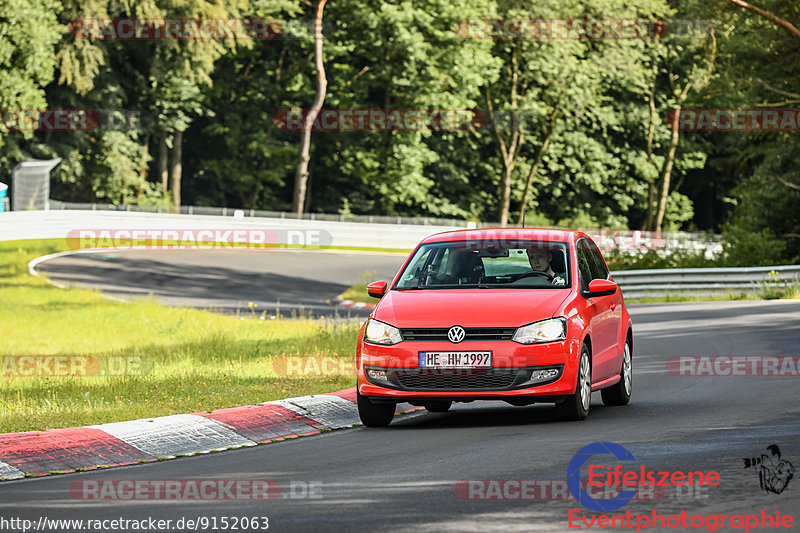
[418, 351, 492, 369]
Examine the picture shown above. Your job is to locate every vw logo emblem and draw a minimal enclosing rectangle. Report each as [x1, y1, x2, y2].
[447, 325, 466, 343]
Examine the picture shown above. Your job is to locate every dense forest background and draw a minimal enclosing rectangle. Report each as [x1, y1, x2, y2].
[1, 0, 798, 264]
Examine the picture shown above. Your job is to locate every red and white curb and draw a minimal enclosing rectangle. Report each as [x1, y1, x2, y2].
[335, 299, 376, 310]
[0, 388, 420, 481]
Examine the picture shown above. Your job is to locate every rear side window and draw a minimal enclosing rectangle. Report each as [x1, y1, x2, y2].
[576, 240, 594, 291]
[585, 239, 609, 280]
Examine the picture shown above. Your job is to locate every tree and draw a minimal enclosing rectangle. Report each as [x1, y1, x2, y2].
[0, 0, 62, 153]
[291, 0, 328, 216]
[483, 0, 675, 227]
[306, 0, 499, 216]
[712, 0, 800, 261]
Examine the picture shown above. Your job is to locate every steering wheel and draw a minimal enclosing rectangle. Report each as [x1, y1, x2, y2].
[513, 270, 554, 282]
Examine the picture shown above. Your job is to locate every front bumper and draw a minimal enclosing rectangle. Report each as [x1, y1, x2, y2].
[357, 338, 582, 400]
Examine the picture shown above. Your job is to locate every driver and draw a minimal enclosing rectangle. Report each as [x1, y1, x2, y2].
[525, 249, 566, 285]
[526, 250, 555, 277]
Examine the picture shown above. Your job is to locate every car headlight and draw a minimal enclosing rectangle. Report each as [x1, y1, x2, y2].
[364, 319, 403, 345]
[512, 317, 566, 344]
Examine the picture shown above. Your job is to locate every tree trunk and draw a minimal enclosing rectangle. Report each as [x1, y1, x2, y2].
[653, 107, 682, 232]
[159, 130, 169, 194]
[515, 133, 551, 226]
[516, 104, 558, 225]
[499, 163, 514, 226]
[644, 182, 656, 231]
[137, 133, 150, 203]
[171, 130, 183, 208]
[494, 47, 521, 227]
[653, 75, 692, 233]
[643, 70, 658, 230]
[292, 0, 328, 216]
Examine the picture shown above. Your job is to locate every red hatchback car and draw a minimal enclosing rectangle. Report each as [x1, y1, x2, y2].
[356, 228, 633, 426]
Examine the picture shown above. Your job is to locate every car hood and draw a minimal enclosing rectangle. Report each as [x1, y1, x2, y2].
[372, 289, 572, 328]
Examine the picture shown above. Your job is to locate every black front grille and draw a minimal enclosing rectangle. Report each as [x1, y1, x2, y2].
[394, 368, 520, 391]
[400, 327, 516, 341]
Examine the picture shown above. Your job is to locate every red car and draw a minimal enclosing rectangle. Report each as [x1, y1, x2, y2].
[356, 228, 633, 427]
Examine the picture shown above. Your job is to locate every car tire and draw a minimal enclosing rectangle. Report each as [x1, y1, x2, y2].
[357, 391, 396, 427]
[601, 340, 632, 406]
[556, 345, 591, 421]
[423, 401, 452, 413]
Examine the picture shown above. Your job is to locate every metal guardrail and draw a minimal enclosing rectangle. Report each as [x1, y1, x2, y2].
[612, 265, 800, 299]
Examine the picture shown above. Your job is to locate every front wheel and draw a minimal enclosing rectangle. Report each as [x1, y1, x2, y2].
[357, 391, 396, 427]
[556, 345, 591, 421]
[601, 340, 632, 406]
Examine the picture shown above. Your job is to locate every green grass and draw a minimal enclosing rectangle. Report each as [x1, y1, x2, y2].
[0, 239, 361, 433]
[625, 293, 758, 305]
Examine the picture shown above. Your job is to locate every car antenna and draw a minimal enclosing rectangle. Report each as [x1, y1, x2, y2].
[521, 207, 526, 228]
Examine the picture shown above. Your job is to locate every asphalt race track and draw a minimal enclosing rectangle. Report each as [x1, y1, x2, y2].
[1, 295, 798, 532]
[34, 249, 407, 316]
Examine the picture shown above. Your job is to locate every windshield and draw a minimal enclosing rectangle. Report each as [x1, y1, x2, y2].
[394, 240, 570, 290]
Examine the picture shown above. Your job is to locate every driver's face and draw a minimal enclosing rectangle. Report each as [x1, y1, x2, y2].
[527, 251, 551, 271]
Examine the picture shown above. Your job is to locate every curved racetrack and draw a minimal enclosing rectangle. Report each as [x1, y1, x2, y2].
[33, 249, 407, 316]
[7, 249, 800, 532]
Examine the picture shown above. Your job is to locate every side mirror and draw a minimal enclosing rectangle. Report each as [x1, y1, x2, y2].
[366, 280, 388, 299]
[585, 279, 618, 297]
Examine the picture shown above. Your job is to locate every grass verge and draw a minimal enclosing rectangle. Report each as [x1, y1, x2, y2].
[0, 239, 360, 433]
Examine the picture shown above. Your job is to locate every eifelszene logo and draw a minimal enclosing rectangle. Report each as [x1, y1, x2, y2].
[568, 442, 637, 512]
[743, 444, 794, 494]
[567, 441, 721, 512]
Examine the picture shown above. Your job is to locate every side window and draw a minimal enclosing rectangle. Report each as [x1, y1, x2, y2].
[586, 240, 609, 280]
[576, 241, 593, 292]
[429, 247, 449, 277]
[396, 247, 432, 287]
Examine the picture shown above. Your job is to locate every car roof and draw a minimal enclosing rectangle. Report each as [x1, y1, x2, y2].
[419, 227, 587, 244]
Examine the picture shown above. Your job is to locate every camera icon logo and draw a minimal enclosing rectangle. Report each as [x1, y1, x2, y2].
[743, 444, 794, 494]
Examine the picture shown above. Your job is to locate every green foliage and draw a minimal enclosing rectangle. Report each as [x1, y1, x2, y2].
[663, 191, 694, 231]
[0, 0, 797, 265]
[603, 247, 717, 270]
[0, 0, 63, 150]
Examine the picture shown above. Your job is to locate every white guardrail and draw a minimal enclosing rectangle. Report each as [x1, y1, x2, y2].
[1, 209, 795, 298]
[0, 210, 451, 249]
[0, 209, 721, 252]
